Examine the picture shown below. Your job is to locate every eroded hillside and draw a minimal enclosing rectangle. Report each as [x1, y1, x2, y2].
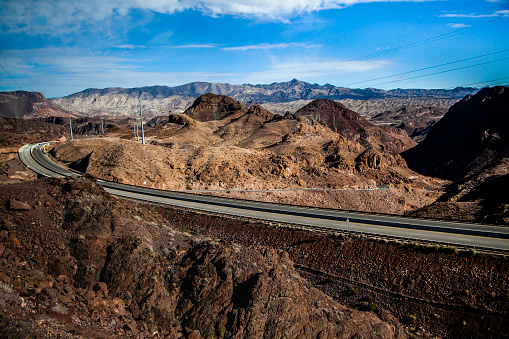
[49, 94, 439, 215]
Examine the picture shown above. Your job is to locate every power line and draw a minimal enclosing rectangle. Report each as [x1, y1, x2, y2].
[351, 17, 508, 62]
[344, 49, 509, 87]
[368, 57, 509, 87]
[0, 62, 23, 91]
[445, 76, 509, 90]
[4, 50, 43, 94]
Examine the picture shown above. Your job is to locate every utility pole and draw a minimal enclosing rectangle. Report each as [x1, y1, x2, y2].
[101, 118, 104, 134]
[212, 102, 218, 121]
[68, 103, 73, 140]
[139, 99, 145, 144]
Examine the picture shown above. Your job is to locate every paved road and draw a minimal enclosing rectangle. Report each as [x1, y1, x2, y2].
[20, 142, 509, 251]
[18, 142, 80, 178]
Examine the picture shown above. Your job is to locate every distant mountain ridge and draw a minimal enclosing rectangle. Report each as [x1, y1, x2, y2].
[48, 79, 478, 122]
[59, 79, 477, 102]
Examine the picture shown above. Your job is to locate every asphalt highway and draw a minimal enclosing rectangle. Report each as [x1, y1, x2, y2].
[18, 142, 80, 178]
[19, 142, 509, 251]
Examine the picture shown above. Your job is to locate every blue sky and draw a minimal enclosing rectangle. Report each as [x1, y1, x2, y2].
[0, 0, 508, 98]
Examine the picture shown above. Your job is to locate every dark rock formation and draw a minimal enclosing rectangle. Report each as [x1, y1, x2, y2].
[402, 86, 509, 181]
[185, 93, 247, 122]
[296, 98, 371, 134]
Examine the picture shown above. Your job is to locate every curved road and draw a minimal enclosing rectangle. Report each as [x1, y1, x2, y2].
[20, 142, 509, 251]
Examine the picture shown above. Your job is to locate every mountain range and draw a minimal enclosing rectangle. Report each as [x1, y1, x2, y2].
[48, 79, 477, 119]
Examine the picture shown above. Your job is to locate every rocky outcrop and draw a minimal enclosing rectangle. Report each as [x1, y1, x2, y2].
[296, 98, 371, 134]
[184, 93, 247, 122]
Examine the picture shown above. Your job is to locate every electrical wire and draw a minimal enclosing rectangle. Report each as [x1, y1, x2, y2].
[4, 50, 43, 93]
[351, 17, 508, 62]
[368, 57, 509, 87]
[344, 49, 509, 87]
[445, 76, 509, 89]
[0, 62, 23, 91]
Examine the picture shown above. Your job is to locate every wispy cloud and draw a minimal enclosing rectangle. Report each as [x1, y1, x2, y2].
[0, 0, 440, 36]
[223, 43, 322, 51]
[171, 44, 219, 49]
[115, 45, 147, 49]
[440, 10, 509, 18]
[447, 23, 471, 28]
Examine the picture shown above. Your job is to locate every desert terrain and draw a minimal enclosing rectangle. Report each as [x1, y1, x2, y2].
[0, 85, 508, 338]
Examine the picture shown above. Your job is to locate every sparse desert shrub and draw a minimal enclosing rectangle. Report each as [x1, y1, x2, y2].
[350, 287, 359, 296]
[469, 248, 477, 256]
[405, 315, 417, 324]
[0, 282, 13, 293]
[217, 326, 226, 336]
[367, 303, 376, 311]
[186, 184, 192, 190]
[327, 277, 335, 283]
[464, 289, 470, 296]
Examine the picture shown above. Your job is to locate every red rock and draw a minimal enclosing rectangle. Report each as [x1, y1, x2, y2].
[57, 243, 65, 250]
[187, 330, 202, 339]
[8, 199, 31, 211]
[10, 237, 22, 248]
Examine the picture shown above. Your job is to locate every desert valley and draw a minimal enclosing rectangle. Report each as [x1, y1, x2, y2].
[0, 81, 508, 338]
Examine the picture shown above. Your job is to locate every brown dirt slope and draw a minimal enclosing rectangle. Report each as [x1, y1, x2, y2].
[0, 177, 404, 338]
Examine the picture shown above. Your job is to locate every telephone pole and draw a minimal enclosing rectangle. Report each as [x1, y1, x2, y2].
[139, 100, 145, 144]
[212, 102, 218, 120]
[68, 104, 73, 140]
[101, 118, 104, 134]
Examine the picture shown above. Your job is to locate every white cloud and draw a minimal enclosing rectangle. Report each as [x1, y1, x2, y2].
[440, 10, 509, 18]
[115, 45, 147, 49]
[0, 0, 440, 36]
[172, 44, 219, 48]
[447, 23, 471, 28]
[223, 42, 322, 51]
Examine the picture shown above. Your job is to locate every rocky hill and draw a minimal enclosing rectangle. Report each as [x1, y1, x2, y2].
[403, 86, 509, 225]
[0, 177, 404, 338]
[0, 91, 78, 119]
[296, 99, 417, 154]
[49, 79, 476, 120]
[48, 93, 436, 215]
[184, 93, 247, 122]
[403, 86, 509, 181]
